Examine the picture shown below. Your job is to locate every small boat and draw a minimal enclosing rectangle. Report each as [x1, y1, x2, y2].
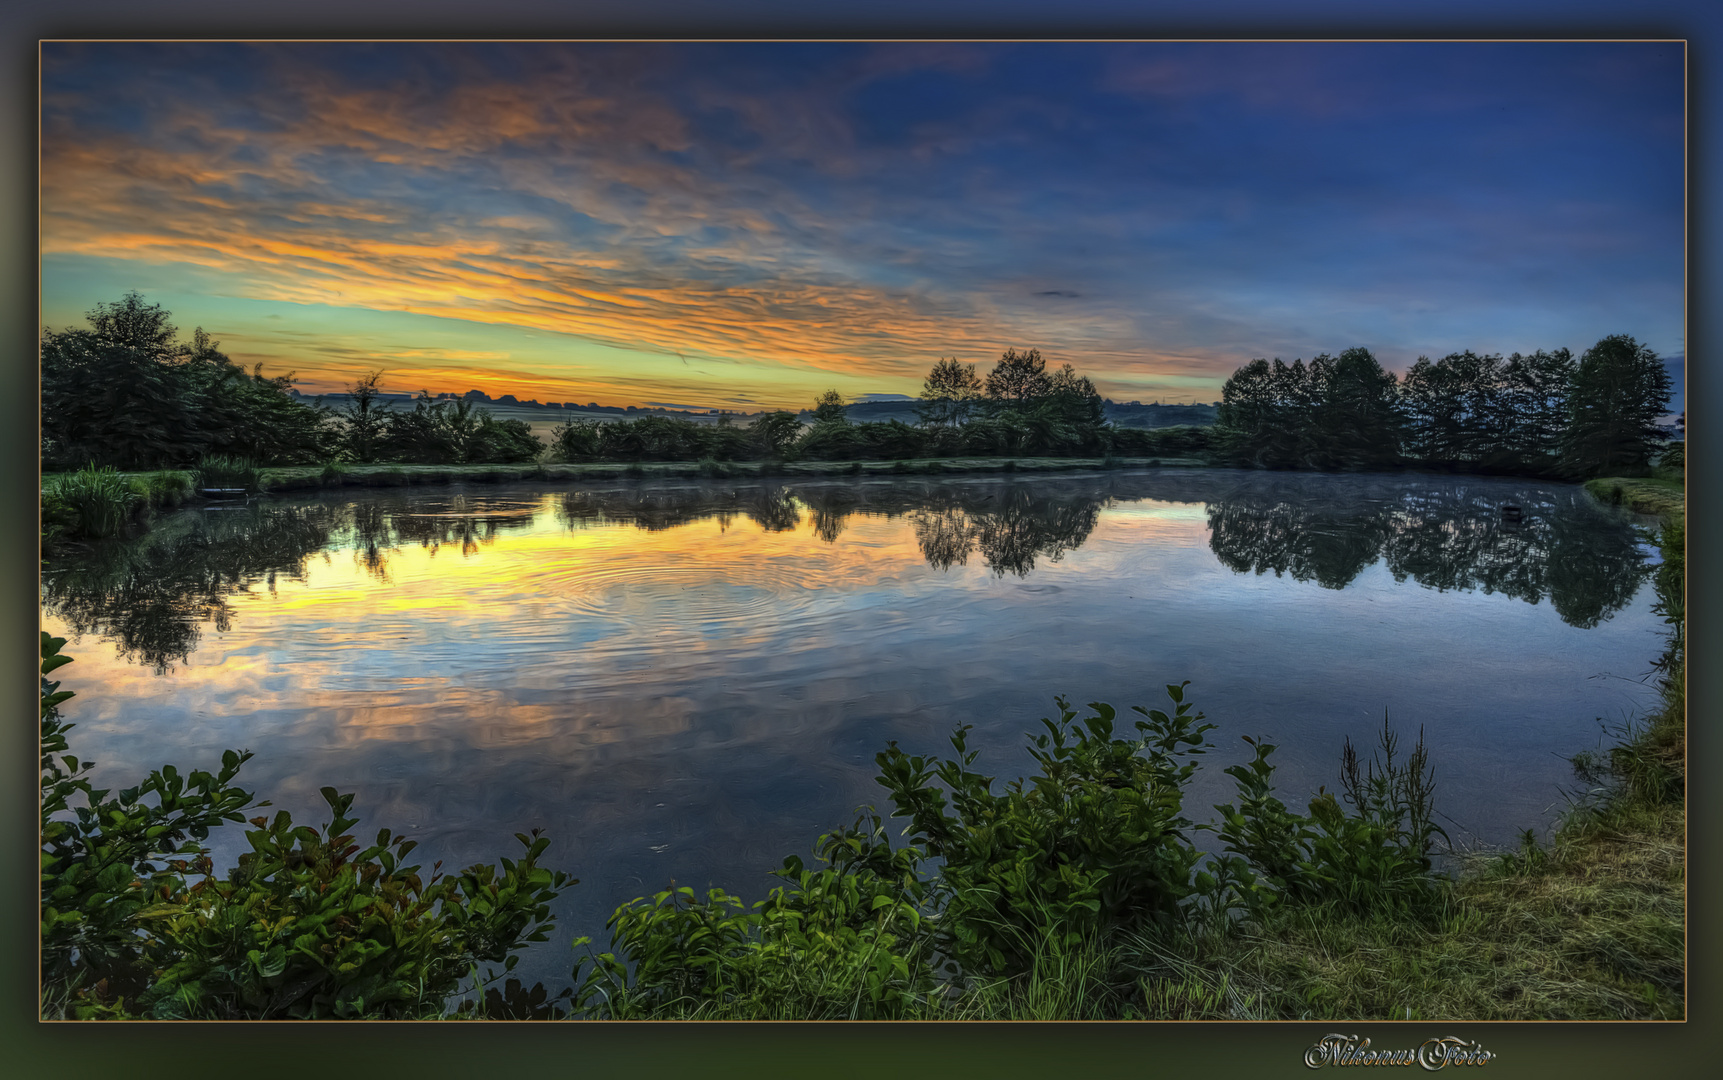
[198, 487, 250, 501]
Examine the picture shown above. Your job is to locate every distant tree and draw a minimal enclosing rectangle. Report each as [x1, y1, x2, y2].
[378, 391, 541, 464]
[812, 389, 849, 424]
[41, 292, 333, 468]
[984, 348, 1052, 408]
[1399, 351, 1500, 465]
[1043, 363, 1104, 426]
[1560, 334, 1673, 477]
[917, 357, 984, 427]
[1216, 349, 1398, 469]
[750, 411, 805, 457]
[1494, 348, 1574, 474]
[1215, 357, 1318, 467]
[1306, 348, 1403, 469]
[1215, 359, 1277, 447]
[339, 372, 393, 463]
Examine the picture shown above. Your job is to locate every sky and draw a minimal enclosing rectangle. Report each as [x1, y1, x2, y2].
[39, 41, 1685, 411]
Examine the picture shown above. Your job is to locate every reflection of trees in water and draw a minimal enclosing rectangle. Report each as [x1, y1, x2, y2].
[1206, 480, 1647, 627]
[929, 491, 1100, 578]
[42, 505, 338, 673]
[48, 472, 1649, 673]
[556, 481, 1105, 579]
[912, 508, 976, 571]
[1207, 500, 1391, 590]
[344, 495, 535, 581]
[42, 497, 545, 670]
[554, 486, 801, 536]
[802, 484, 1101, 577]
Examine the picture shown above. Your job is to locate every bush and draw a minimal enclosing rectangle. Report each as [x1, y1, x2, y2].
[573, 813, 937, 1020]
[40, 634, 576, 1019]
[45, 464, 138, 539]
[374, 395, 543, 465]
[579, 685, 1454, 1017]
[870, 688, 1216, 977]
[1210, 716, 1448, 919]
[191, 455, 261, 492]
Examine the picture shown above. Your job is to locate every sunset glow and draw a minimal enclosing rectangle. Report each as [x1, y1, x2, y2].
[41, 42, 1684, 410]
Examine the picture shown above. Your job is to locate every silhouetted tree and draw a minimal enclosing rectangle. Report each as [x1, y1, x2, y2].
[339, 371, 393, 463]
[1306, 348, 1402, 469]
[41, 292, 334, 468]
[1560, 334, 1673, 477]
[812, 390, 849, 424]
[984, 348, 1052, 408]
[917, 357, 984, 427]
[750, 412, 805, 457]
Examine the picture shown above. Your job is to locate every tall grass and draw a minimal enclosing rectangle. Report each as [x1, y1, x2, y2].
[45, 464, 138, 540]
[192, 454, 262, 491]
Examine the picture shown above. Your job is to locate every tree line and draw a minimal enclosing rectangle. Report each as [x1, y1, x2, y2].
[41, 293, 542, 471]
[550, 346, 1205, 463]
[44, 293, 1672, 480]
[1214, 336, 1675, 478]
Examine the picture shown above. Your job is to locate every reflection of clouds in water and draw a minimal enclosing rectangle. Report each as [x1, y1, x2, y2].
[39, 470, 1663, 992]
[40, 470, 1657, 912]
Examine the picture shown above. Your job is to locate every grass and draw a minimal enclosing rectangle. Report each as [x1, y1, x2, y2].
[191, 454, 262, 492]
[1583, 471, 1684, 518]
[44, 465, 144, 540]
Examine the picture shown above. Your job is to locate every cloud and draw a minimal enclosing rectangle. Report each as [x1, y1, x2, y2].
[39, 42, 1685, 407]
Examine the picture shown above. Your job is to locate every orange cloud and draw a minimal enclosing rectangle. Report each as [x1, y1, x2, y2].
[40, 50, 1240, 408]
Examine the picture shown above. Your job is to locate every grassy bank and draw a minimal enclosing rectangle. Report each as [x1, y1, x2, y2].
[41, 467, 195, 545]
[1584, 473, 1685, 518]
[1112, 478, 1685, 1021]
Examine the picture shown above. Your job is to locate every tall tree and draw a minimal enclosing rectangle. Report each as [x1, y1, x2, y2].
[1216, 357, 1317, 467]
[1494, 348, 1574, 474]
[41, 293, 196, 468]
[42, 292, 335, 468]
[339, 372, 393, 463]
[984, 348, 1052, 407]
[1043, 363, 1104, 426]
[1399, 351, 1501, 465]
[1307, 348, 1403, 469]
[916, 357, 983, 427]
[1560, 334, 1673, 477]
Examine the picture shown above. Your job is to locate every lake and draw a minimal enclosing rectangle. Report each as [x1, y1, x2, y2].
[40, 468, 1665, 991]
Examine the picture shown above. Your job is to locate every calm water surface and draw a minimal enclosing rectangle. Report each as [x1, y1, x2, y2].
[41, 468, 1663, 988]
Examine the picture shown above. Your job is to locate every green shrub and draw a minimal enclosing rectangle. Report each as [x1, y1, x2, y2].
[142, 793, 572, 1019]
[870, 687, 1216, 977]
[192, 455, 261, 492]
[1210, 716, 1448, 919]
[573, 812, 936, 1020]
[46, 464, 138, 539]
[40, 633, 576, 1020]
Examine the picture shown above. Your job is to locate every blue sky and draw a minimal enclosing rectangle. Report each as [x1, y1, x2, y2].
[40, 41, 1685, 409]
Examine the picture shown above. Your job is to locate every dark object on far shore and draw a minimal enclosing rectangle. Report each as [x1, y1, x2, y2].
[1500, 504, 1524, 522]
